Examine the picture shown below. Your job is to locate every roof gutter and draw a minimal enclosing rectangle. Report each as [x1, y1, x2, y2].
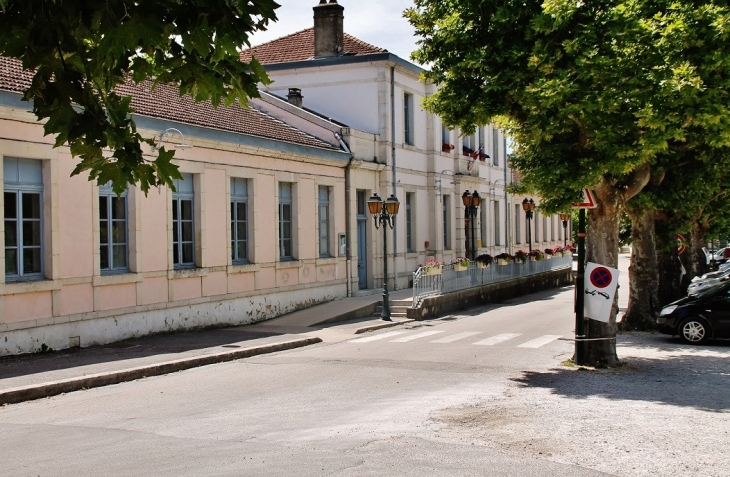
[133, 115, 351, 165]
[263, 52, 424, 76]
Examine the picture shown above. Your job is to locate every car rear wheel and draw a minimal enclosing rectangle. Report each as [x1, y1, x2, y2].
[678, 317, 710, 345]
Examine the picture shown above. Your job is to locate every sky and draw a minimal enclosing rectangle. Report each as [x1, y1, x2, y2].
[249, 0, 421, 65]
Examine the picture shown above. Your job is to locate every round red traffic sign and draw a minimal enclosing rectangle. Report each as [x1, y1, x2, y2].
[589, 267, 612, 288]
[677, 234, 686, 255]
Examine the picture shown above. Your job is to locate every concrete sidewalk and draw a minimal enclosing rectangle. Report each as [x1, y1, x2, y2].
[0, 288, 414, 405]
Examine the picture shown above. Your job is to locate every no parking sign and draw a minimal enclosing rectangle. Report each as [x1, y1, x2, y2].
[584, 262, 619, 323]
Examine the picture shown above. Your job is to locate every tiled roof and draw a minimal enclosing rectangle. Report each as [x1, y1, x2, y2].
[0, 57, 339, 151]
[0, 57, 34, 93]
[240, 28, 387, 65]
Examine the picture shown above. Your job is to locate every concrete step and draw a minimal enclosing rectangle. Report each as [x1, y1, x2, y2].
[352, 289, 382, 297]
[374, 305, 411, 313]
[371, 313, 409, 319]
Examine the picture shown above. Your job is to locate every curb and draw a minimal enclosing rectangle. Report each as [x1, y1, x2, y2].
[354, 319, 414, 334]
[0, 337, 321, 406]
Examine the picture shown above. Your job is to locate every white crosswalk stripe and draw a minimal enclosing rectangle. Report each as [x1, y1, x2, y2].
[472, 333, 522, 346]
[517, 335, 563, 348]
[349, 331, 406, 343]
[390, 330, 444, 342]
[430, 331, 483, 343]
[349, 330, 566, 349]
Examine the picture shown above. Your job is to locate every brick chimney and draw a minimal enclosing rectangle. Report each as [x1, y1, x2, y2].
[287, 88, 303, 108]
[313, 0, 344, 58]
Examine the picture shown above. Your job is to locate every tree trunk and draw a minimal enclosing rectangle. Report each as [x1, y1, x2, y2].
[690, 222, 709, 278]
[622, 208, 658, 330]
[656, 232, 684, 307]
[583, 182, 621, 366]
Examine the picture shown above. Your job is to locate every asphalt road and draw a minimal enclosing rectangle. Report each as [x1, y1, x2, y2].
[0, 284, 617, 477]
[3, 253, 725, 476]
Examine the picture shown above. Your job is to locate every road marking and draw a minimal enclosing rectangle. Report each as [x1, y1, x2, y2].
[390, 330, 445, 342]
[349, 331, 406, 343]
[473, 333, 522, 346]
[430, 331, 482, 343]
[517, 335, 563, 348]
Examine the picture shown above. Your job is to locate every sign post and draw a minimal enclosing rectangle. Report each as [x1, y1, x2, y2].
[572, 188, 596, 366]
[575, 208, 587, 365]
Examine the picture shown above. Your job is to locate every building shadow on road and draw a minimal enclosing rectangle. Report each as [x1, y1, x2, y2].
[511, 333, 730, 413]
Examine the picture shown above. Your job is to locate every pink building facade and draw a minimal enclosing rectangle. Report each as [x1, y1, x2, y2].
[0, 59, 355, 355]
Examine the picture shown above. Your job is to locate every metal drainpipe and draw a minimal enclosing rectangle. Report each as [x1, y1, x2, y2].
[390, 65, 398, 290]
[335, 131, 354, 297]
[504, 144, 511, 255]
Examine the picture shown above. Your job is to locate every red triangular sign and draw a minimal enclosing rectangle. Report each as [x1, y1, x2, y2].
[572, 188, 597, 208]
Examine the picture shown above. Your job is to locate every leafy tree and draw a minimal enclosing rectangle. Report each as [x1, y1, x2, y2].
[407, 0, 730, 365]
[0, 0, 279, 194]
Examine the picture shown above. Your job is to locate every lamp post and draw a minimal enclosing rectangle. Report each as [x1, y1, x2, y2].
[559, 213, 571, 247]
[521, 198, 535, 252]
[462, 190, 481, 260]
[367, 193, 400, 321]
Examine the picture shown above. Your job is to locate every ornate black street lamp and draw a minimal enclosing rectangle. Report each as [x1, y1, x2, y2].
[522, 198, 535, 252]
[559, 213, 571, 247]
[367, 193, 400, 321]
[462, 190, 481, 260]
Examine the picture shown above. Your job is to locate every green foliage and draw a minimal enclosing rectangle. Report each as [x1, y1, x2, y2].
[0, 0, 279, 195]
[406, 0, 730, 211]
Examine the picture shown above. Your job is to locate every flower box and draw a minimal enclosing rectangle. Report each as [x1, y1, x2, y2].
[497, 258, 509, 265]
[544, 253, 552, 259]
[477, 262, 489, 269]
[454, 263, 468, 272]
[425, 266, 442, 276]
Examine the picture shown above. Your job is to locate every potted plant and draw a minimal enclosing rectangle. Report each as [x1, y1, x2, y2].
[494, 252, 512, 265]
[452, 257, 470, 271]
[514, 250, 528, 263]
[543, 248, 554, 259]
[528, 250, 543, 261]
[424, 259, 443, 275]
[475, 254, 493, 268]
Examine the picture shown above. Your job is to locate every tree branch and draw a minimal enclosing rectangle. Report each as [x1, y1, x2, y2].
[622, 162, 652, 201]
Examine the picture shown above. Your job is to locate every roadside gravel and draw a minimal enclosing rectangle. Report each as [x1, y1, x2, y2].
[432, 331, 730, 477]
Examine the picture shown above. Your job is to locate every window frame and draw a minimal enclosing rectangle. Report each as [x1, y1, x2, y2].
[492, 128, 500, 167]
[4, 158, 44, 282]
[493, 200, 501, 246]
[480, 199, 488, 248]
[279, 182, 294, 261]
[172, 174, 195, 269]
[443, 195, 451, 250]
[406, 192, 414, 252]
[514, 204, 521, 245]
[404, 92, 414, 146]
[231, 177, 250, 264]
[98, 184, 129, 274]
[318, 185, 331, 258]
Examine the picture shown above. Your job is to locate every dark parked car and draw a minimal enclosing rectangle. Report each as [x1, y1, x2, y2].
[657, 281, 730, 344]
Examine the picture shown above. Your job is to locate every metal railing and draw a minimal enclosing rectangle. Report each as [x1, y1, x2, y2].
[412, 254, 573, 307]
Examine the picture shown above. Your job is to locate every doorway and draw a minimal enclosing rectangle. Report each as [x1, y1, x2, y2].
[356, 190, 368, 289]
